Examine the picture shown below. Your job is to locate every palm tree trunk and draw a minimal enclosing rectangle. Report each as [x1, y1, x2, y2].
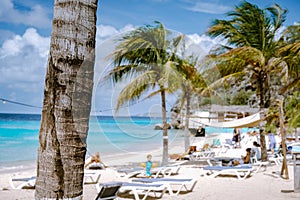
[258, 72, 268, 161]
[184, 90, 191, 152]
[35, 0, 98, 199]
[279, 100, 289, 179]
[161, 88, 168, 166]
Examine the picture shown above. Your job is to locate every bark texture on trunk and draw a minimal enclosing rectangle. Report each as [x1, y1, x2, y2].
[258, 72, 269, 162]
[161, 88, 168, 166]
[35, 0, 98, 199]
[184, 90, 191, 152]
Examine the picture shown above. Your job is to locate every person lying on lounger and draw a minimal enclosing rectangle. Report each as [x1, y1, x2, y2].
[174, 146, 197, 161]
[85, 152, 107, 169]
[232, 148, 251, 165]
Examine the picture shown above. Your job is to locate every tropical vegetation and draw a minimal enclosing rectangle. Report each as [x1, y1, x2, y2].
[204, 1, 291, 162]
[107, 21, 187, 165]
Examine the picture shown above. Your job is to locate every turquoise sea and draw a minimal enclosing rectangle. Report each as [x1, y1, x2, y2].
[0, 113, 238, 172]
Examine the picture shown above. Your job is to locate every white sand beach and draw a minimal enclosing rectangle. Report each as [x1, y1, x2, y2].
[1, 134, 300, 200]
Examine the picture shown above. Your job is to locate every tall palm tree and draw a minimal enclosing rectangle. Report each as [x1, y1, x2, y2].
[205, 1, 287, 161]
[107, 22, 183, 165]
[174, 55, 205, 151]
[35, 0, 98, 199]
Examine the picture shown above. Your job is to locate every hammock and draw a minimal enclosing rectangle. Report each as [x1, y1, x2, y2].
[194, 112, 263, 128]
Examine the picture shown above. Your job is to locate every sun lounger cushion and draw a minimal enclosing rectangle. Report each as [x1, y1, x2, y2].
[118, 182, 167, 200]
[204, 164, 252, 171]
[203, 164, 253, 180]
[132, 178, 193, 183]
[132, 177, 197, 195]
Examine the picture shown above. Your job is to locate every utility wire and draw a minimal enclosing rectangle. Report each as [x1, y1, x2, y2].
[0, 97, 42, 109]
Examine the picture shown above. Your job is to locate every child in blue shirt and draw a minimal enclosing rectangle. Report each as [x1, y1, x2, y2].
[145, 154, 153, 177]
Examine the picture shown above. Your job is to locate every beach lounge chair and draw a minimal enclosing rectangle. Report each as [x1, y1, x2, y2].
[84, 170, 102, 184]
[268, 154, 283, 166]
[9, 176, 36, 189]
[117, 167, 145, 178]
[118, 182, 167, 200]
[203, 164, 253, 180]
[96, 182, 167, 200]
[252, 161, 269, 173]
[191, 150, 215, 160]
[132, 178, 197, 196]
[95, 182, 122, 200]
[152, 165, 181, 177]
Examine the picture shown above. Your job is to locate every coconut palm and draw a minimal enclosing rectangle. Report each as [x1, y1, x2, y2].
[173, 56, 205, 151]
[107, 22, 184, 165]
[258, 23, 300, 178]
[35, 0, 98, 199]
[205, 1, 287, 161]
[279, 24, 300, 92]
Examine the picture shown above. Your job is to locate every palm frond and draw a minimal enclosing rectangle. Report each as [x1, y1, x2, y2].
[115, 71, 157, 112]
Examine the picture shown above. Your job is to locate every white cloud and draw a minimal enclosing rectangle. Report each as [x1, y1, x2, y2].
[0, 28, 49, 85]
[0, 0, 51, 28]
[186, 1, 231, 14]
[0, 23, 225, 114]
[0, 28, 50, 59]
[96, 24, 136, 42]
[187, 33, 226, 53]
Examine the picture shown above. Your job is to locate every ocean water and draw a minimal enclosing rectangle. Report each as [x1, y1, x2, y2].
[0, 113, 240, 172]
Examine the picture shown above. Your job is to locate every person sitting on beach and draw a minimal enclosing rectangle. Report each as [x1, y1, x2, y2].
[84, 152, 107, 169]
[252, 141, 261, 161]
[232, 148, 251, 165]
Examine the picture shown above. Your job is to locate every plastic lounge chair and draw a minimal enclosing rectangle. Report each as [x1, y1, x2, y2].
[9, 176, 36, 189]
[97, 182, 166, 200]
[132, 178, 197, 196]
[191, 151, 215, 160]
[117, 168, 144, 178]
[252, 161, 269, 173]
[118, 182, 167, 200]
[95, 182, 122, 200]
[84, 170, 102, 184]
[268, 154, 283, 166]
[203, 164, 253, 180]
[152, 166, 180, 177]
[224, 139, 235, 148]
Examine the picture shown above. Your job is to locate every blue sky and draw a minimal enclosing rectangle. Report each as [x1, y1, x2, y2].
[0, 0, 299, 115]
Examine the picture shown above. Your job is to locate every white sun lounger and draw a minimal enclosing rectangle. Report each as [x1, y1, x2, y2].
[132, 178, 197, 196]
[152, 165, 181, 177]
[120, 182, 167, 200]
[9, 176, 36, 189]
[84, 170, 102, 184]
[97, 182, 167, 200]
[203, 164, 254, 180]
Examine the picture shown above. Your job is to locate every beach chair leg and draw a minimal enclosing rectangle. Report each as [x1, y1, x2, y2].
[132, 189, 141, 200]
[164, 184, 175, 196]
[241, 170, 252, 180]
[235, 171, 242, 180]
